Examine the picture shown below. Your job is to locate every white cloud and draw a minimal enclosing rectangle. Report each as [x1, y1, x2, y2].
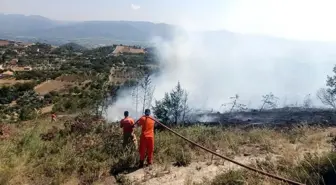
[131, 4, 140, 10]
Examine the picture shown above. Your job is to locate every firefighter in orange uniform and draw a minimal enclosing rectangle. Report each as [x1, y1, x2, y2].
[135, 109, 157, 168]
[51, 113, 57, 122]
[120, 111, 137, 149]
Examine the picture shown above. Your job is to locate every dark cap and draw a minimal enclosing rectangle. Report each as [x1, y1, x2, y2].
[144, 109, 151, 116]
[124, 111, 129, 117]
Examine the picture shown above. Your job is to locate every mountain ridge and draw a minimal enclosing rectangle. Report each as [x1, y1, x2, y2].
[0, 13, 180, 46]
[1, 13, 336, 48]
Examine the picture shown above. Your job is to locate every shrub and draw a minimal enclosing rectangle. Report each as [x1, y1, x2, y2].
[173, 147, 192, 167]
[115, 174, 132, 185]
[290, 152, 336, 185]
[19, 107, 37, 121]
[211, 170, 245, 185]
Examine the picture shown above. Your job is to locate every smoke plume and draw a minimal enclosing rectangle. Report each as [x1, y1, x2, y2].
[105, 27, 336, 121]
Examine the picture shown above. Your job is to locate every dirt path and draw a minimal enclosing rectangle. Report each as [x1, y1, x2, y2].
[126, 155, 268, 185]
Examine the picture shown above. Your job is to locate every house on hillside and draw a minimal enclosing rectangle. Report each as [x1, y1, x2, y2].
[23, 66, 32, 71]
[24, 43, 33, 48]
[0, 40, 10, 46]
[6, 63, 32, 71]
[11, 66, 32, 72]
[0, 70, 14, 79]
[4, 58, 33, 71]
[9, 58, 18, 66]
[144, 47, 155, 52]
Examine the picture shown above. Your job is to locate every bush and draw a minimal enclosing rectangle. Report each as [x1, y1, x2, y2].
[0, 82, 37, 104]
[291, 152, 336, 185]
[28, 115, 113, 184]
[115, 174, 132, 185]
[18, 70, 64, 81]
[110, 149, 139, 175]
[19, 107, 37, 121]
[211, 170, 245, 185]
[173, 147, 192, 167]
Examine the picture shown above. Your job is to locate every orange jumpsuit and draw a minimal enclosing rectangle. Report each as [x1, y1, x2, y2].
[51, 114, 56, 122]
[138, 116, 155, 165]
[120, 117, 137, 148]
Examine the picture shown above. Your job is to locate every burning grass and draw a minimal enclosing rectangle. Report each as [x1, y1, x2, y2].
[0, 115, 335, 185]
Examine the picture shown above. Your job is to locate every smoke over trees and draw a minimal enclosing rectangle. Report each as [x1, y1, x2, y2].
[131, 72, 156, 116]
[260, 93, 279, 111]
[153, 82, 190, 125]
[140, 73, 155, 114]
[221, 94, 247, 114]
[317, 65, 336, 109]
[317, 88, 336, 109]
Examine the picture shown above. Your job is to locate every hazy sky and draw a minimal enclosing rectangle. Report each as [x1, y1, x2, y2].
[2, 0, 336, 41]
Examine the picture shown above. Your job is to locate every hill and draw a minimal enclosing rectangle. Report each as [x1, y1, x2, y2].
[0, 13, 57, 33]
[0, 14, 179, 46]
[1, 35, 336, 184]
[50, 42, 87, 54]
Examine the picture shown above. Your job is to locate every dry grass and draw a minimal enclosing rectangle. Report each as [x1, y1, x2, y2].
[0, 116, 335, 185]
[126, 125, 336, 185]
[34, 80, 73, 95]
[112, 46, 145, 55]
[40, 105, 54, 114]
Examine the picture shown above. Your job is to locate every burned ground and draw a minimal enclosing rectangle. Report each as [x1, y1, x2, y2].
[196, 108, 336, 127]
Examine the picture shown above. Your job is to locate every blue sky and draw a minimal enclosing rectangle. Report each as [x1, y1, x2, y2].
[2, 0, 336, 41]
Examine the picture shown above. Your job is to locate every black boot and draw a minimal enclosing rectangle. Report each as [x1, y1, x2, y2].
[138, 160, 144, 168]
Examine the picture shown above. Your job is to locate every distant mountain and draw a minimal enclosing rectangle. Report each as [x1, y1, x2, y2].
[0, 13, 57, 33]
[0, 14, 180, 46]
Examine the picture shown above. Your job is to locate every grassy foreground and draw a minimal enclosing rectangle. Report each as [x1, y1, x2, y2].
[0, 114, 336, 185]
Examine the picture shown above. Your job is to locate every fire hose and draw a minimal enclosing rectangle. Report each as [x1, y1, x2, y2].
[146, 116, 305, 185]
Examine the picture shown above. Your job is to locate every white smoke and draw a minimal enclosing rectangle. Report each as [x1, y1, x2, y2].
[105, 27, 336, 122]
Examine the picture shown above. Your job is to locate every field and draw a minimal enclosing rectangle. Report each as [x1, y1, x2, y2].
[33, 80, 74, 95]
[0, 79, 32, 87]
[112, 46, 146, 56]
[33, 74, 91, 96]
[0, 114, 335, 185]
